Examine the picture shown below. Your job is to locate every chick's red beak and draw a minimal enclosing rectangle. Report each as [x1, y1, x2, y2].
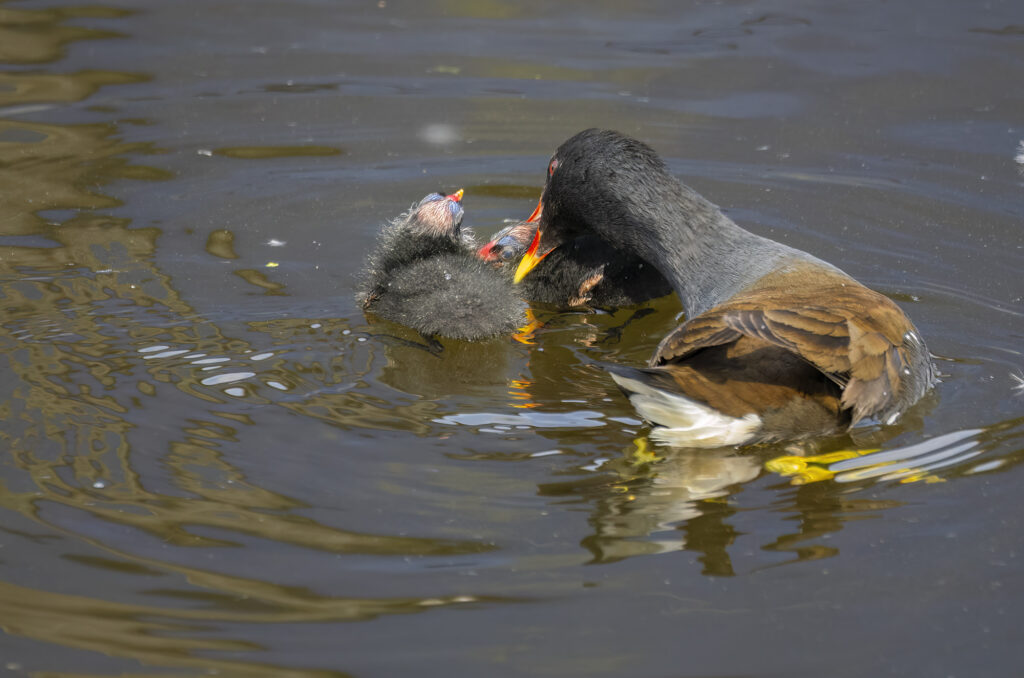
[477, 240, 497, 261]
[446, 188, 464, 203]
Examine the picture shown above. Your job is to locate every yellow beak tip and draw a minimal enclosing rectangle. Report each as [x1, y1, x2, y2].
[512, 256, 536, 284]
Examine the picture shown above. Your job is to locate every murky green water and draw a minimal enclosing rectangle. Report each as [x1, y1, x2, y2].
[1, 1, 1022, 676]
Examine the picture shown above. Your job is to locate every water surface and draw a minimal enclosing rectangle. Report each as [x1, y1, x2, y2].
[1, 1, 1022, 676]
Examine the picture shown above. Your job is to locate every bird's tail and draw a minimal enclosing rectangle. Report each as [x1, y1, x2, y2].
[599, 362, 761, 447]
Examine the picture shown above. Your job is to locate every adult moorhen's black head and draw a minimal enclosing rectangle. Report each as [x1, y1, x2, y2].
[513, 129, 682, 283]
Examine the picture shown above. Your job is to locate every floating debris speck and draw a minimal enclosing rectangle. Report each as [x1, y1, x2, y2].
[419, 123, 460, 145]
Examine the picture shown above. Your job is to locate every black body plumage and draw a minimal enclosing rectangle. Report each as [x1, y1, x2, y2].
[481, 220, 671, 308]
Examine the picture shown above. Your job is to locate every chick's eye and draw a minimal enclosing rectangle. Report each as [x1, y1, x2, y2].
[548, 158, 559, 176]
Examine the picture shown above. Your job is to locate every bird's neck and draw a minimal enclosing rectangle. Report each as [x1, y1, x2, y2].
[622, 181, 803, 318]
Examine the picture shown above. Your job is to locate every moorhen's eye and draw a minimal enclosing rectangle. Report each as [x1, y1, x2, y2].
[418, 193, 445, 206]
[548, 158, 559, 176]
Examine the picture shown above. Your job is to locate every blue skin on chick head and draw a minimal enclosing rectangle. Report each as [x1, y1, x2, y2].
[411, 190, 464, 237]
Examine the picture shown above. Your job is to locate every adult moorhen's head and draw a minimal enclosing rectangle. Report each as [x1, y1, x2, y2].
[513, 129, 673, 283]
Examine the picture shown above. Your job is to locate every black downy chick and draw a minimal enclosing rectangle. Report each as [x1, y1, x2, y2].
[478, 218, 671, 308]
[357, 191, 526, 341]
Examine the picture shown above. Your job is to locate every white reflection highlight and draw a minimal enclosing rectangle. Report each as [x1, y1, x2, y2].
[200, 372, 255, 386]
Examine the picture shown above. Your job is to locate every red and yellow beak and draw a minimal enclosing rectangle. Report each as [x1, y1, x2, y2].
[513, 196, 549, 283]
[513, 227, 550, 283]
[525, 197, 543, 223]
[447, 188, 464, 202]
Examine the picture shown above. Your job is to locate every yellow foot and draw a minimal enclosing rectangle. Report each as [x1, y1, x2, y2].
[766, 447, 945, 485]
[765, 448, 878, 485]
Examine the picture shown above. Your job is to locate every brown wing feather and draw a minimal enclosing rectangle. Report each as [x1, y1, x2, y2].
[653, 315, 741, 364]
[653, 279, 922, 425]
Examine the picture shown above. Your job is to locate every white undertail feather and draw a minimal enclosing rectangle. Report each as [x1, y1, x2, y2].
[609, 373, 762, 448]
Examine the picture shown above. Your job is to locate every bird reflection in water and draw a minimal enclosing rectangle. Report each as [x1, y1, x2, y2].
[538, 441, 759, 573]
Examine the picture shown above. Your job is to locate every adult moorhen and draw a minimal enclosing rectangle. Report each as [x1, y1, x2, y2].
[357, 191, 525, 341]
[514, 129, 935, 446]
[478, 217, 672, 307]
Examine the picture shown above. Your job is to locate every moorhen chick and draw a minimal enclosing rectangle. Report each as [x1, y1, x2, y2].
[514, 129, 934, 446]
[478, 217, 672, 307]
[357, 191, 525, 341]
